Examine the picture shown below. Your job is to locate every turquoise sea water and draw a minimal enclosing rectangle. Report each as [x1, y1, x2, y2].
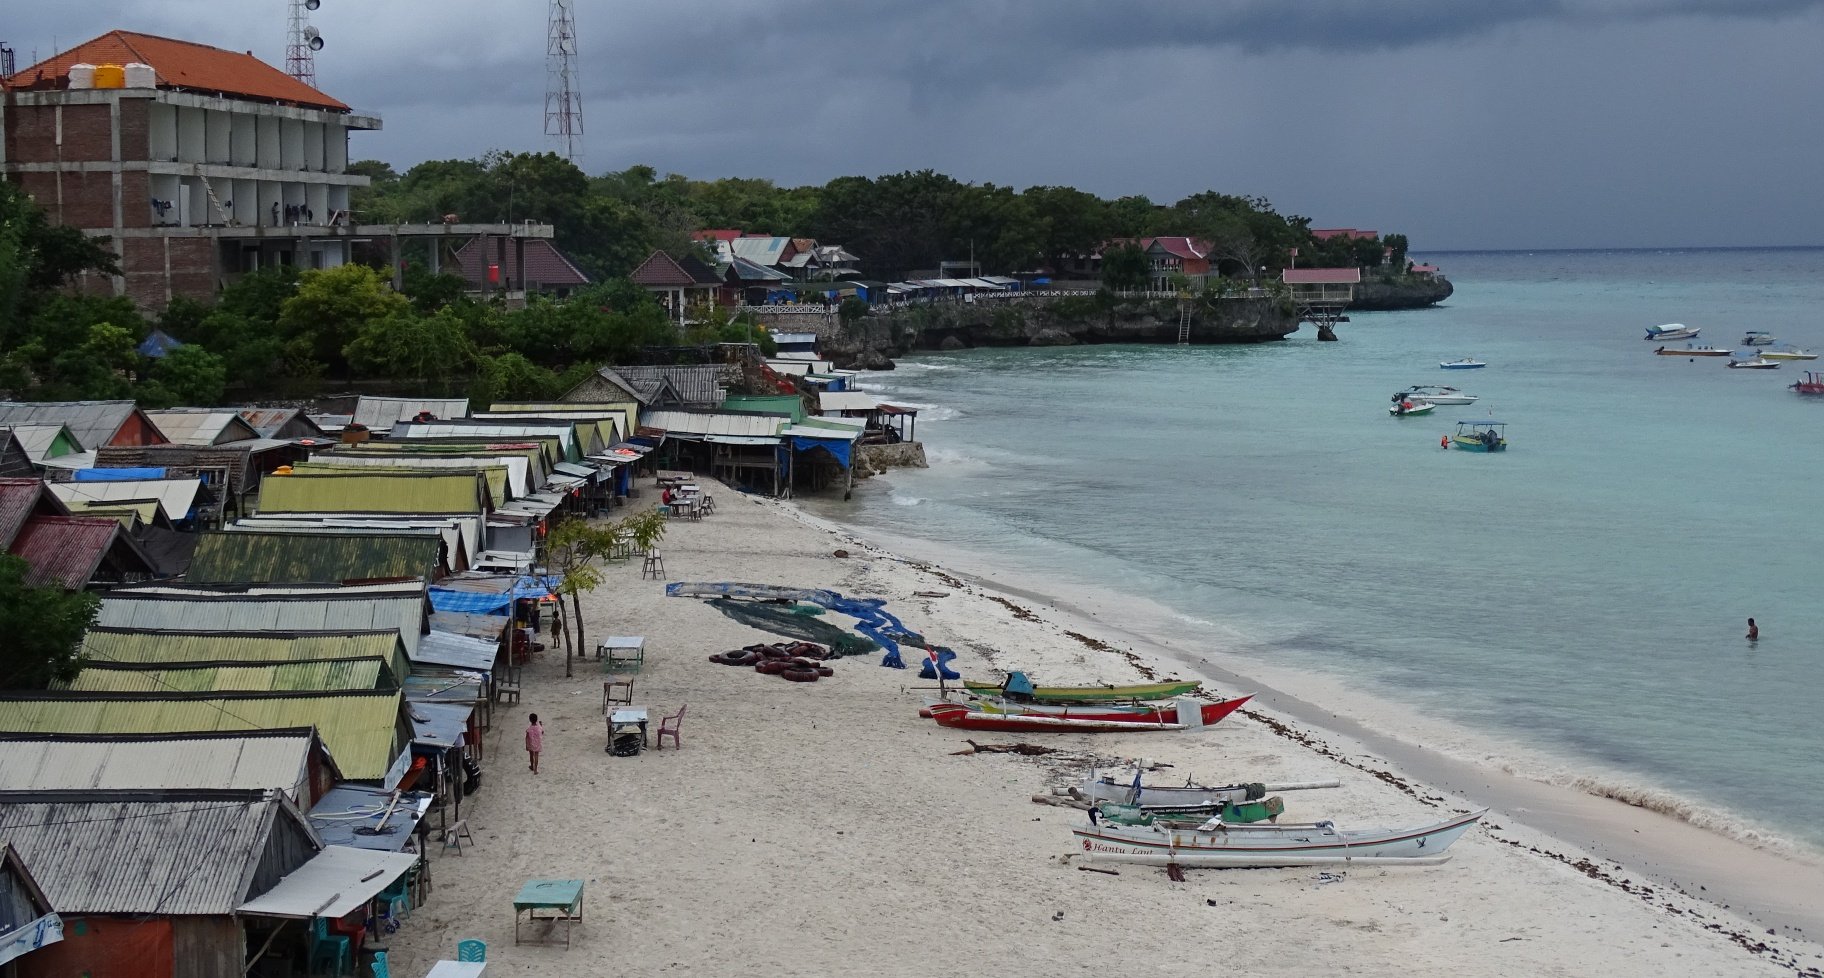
[817, 247, 1824, 849]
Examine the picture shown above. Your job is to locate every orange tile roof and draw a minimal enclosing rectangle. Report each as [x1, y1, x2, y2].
[3, 30, 349, 112]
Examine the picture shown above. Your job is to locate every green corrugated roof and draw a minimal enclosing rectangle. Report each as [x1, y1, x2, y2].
[81, 628, 410, 682]
[336, 444, 550, 486]
[185, 531, 442, 585]
[0, 690, 406, 779]
[259, 472, 487, 515]
[347, 438, 561, 474]
[61, 657, 393, 693]
[720, 395, 806, 424]
[290, 462, 509, 506]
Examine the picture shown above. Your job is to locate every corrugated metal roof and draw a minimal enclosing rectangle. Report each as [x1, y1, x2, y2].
[641, 409, 785, 440]
[341, 442, 552, 486]
[612, 366, 725, 408]
[1, 424, 82, 461]
[143, 411, 260, 447]
[236, 844, 416, 921]
[627, 250, 703, 287]
[390, 423, 578, 462]
[413, 631, 498, 672]
[7, 515, 140, 588]
[729, 237, 791, 266]
[81, 627, 408, 681]
[186, 530, 443, 584]
[292, 461, 508, 506]
[236, 408, 325, 440]
[0, 402, 152, 453]
[0, 788, 307, 915]
[63, 658, 391, 694]
[233, 516, 477, 575]
[429, 612, 507, 644]
[306, 453, 528, 498]
[308, 785, 430, 851]
[94, 443, 304, 499]
[98, 587, 426, 657]
[66, 498, 165, 526]
[0, 730, 323, 796]
[48, 477, 201, 520]
[0, 691, 406, 780]
[259, 471, 487, 516]
[351, 397, 470, 430]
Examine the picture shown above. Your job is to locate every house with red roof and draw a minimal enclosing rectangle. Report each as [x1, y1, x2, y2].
[628, 251, 723, 323]
[0, 30, 552, 310]
[0, 478, 158, 589]
[450, 238, 591, 297]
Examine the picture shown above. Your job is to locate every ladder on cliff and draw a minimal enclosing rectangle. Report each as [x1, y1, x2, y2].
[1176, 299, 1192, 345]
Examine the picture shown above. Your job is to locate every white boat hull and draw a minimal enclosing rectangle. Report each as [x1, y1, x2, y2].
[1646, 325, 1700, 341]
[1761, 350, 1819, 361]
[1075, 773, 1340, 811]
[1073, 809, 1486, 868]
[1389, 401, 1436, 417]
[1401, 387, 1479, 405]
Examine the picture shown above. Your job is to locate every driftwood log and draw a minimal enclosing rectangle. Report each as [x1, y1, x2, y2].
[951, 740, 1064, 756]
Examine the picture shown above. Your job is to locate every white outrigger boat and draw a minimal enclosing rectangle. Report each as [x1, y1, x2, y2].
[1399, 385, 1479, 406]
[1072, 807, 1487, 867]
[1759, 346, 1819, 361]
[1074, 770, 1340, 813]
[1645, 323, 1701, 341]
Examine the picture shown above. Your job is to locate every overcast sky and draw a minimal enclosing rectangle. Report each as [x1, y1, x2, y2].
[11, 1, 1824, 249]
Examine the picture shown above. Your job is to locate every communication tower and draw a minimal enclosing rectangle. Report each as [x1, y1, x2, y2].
[286, 0, 324, 88]
[546, 0, 585, 163]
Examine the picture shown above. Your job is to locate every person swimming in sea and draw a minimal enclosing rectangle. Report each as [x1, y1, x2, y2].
[1746, 618, 1759, 641]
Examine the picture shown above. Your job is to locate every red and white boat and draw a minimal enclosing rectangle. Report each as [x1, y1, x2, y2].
[1791, 370, 1824, 395]
[921, 694, 1252, 733]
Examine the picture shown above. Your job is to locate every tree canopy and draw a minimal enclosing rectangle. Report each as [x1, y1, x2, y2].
[0, 554, 99, 690]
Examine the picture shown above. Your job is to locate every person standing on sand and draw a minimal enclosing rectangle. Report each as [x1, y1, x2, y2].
[1746, 618, 1759, 641]
[526, 713, 545, 774]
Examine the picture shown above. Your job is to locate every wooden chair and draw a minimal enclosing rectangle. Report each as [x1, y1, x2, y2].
[601, 676, 634, 713]
[656, 704, 686, 750]
[641, 549, 665, 579]
[444, 820, 475, 856]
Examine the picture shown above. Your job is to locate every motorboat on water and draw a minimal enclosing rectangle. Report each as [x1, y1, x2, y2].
[1743, 331, 1777, 346]
[1791, 371, 1824, 394]
[1759, 346, 1819, 361]
[1645, 323, 1701, 341]
[1400, 385, 1479, 405]
[1727, 356, 1780, 369]
[1389, 394, 1437, 417]
[1448, 420, 1507, 452]
[1440, 358, 1486, 370]
[1655, 344, 1733, 357]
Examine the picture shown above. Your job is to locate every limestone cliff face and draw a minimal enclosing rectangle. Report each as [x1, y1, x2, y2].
[1350, 275, 1454, 311]
[803, 295, 1299, 368]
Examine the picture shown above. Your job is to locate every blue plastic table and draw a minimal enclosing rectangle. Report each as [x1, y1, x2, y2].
[513, 878, 584, 948]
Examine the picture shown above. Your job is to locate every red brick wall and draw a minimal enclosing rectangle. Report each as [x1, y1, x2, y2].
[54, 103, 114, 163]
[116, 97, 149, 162]
[120, 236, 218, 313]
[119, 170, 148, 229]
[3, 103, 63, 164]
[166, 237, 218, 304]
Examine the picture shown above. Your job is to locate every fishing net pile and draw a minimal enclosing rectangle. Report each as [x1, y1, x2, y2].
[707, 642, 838, 682]
[704, 599, 878, 656]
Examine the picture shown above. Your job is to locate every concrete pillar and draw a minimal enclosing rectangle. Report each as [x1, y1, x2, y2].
[390, 233, 402, 290]
[515, 237, 526, 296]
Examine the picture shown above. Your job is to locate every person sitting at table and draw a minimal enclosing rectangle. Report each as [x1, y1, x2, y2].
[661, 487, 674, 505]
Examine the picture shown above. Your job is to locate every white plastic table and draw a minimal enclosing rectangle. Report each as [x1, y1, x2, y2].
[425, 962, 486, 977]
[598, 635, 645, 671]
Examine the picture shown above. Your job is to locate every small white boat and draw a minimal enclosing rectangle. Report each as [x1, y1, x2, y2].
[1400, 385, 1479, 405]
[1727, 356, 1780, 369]
[1073, 807, 1488, 867]
[1743, 331, 1777, 346]
[1759, 347, 1819, 361]
[1439, 359, 1486, 370]
[1075, 770, 1340, 813]
[1655, 344, 1733, 357]
[1388, 396, 1436, 417]
[1645, 323, 1701, 341]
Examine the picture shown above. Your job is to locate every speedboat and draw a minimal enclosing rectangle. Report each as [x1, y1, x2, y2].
[1791, 371, 1824, 394]
[1759, 346, 1819, 361]
[1440, 358, 1486, 370]
[1655, 344, 1732, 357]
[1645, 323, 1701, 341]
[1401, 385, 1479, 405]
[1727, 356, 1780, 369]
[1743, 331, 1777, 346]
[1448, 420, 1507, 452]
[1389, 394, 1437, 417]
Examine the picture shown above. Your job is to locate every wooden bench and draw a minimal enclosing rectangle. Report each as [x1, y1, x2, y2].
[444, 820, 476, 856]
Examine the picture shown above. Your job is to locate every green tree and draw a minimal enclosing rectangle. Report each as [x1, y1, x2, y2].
[470, 352, 562, 407]
[1101, 243, 1150, 292]
[1384, 233, 1410, 271]
[0, 554, 99, 689]
[140, 344, 228, 407]
[343, 307, 476, 388]
[280, 264, 411, 375]
[546, 510, 666, 677]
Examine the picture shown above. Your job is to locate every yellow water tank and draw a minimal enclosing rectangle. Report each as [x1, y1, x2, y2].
[92, 64, 126, 89]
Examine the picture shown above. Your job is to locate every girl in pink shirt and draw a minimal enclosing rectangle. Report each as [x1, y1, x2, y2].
[526, 714, 545, 774]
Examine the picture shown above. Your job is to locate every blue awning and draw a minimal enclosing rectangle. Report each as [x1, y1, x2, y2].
[73, 467, 166, 481]
[790, 436, 852, 469]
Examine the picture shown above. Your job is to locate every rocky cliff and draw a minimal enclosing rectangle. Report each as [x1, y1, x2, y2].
[1349, 274, 1454, 311]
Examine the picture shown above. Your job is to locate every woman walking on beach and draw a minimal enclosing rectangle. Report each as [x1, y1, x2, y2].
[526, 713, 545, 774]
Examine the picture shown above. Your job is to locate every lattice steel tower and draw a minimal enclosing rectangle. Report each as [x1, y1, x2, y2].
[285, 0, 323, 88]
[545, 0, 585, 163]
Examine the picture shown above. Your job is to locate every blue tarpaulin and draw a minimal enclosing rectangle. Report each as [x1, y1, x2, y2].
[790, 436, 852, 470]
[428, 575, 562, 615]
[74, 467, 167, 481]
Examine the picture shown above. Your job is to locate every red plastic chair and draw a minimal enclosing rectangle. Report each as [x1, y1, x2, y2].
[656, 705, 686, 749]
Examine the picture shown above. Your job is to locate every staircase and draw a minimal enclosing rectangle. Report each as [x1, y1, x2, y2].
[1176, 301, 1192, 345]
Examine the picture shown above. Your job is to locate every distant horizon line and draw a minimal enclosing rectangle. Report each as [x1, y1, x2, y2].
[1415, 244, 1824, 256]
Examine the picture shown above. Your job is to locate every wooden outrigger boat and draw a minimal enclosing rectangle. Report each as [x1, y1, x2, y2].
[961, 675, 1202, 703]
[926, 694, 1252, 728]
[1072, 808, 1487, 867]
[1074, 770, 1340, 813]
[924, 702, 1186, 733]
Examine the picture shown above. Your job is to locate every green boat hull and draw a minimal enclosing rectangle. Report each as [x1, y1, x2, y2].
[961, 679, 1202, 703]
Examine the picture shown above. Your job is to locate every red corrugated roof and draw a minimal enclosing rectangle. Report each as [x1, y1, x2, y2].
[628, 251, 701, 288]
[0, 479, 67, 552]
[3, 30, 349, 112]
[451, 239, 591, 289]
[1146, 237, 1209, 260]
[8, 515, 122, 588]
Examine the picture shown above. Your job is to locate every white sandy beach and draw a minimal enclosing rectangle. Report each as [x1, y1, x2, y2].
[384, 488, 1824, 977]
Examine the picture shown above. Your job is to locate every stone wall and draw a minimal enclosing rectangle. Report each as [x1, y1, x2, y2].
[855, 441, 928, 478]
